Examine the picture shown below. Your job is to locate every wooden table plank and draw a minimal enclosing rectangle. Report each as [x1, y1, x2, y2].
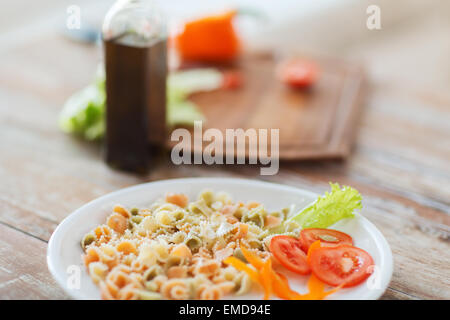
[0, 223, 68, 299]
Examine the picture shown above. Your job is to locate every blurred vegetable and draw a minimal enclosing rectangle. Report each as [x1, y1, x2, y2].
[222, 70, 243, 89]
[59, 68, 223, 140]
[168, 68, 224, 94]
[175, 10, 240, 63]
[59, 72, 105, 141]
[277, 58, 319, 89]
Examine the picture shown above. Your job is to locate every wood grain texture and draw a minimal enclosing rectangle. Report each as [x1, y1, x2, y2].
[168, 54, 365, 160]
[0, 223, 68, 299]
[0, 4, 449, 300]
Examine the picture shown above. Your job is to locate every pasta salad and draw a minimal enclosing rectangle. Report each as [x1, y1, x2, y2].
[81, 184, 373, 300]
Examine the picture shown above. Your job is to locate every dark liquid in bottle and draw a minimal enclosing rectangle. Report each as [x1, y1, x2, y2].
[104, 37, 167, 173]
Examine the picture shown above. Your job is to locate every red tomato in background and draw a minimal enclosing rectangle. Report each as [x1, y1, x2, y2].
[309, 245, 374, 287]
[269, 235, 310, 275]
[277, 58, 319, 88]
[300, 228, 353, 253]
[222, 70, 243, 89]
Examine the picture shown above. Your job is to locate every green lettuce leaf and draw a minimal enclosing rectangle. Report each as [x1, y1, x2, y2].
[288, 183, 362, 229]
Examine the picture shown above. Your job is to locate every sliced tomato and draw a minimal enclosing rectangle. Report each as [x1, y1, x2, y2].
[309, 245, 374, 287]
[269, 235, 310, 275]
[300, 228, 353, 253]
[276, 58, 319, 88]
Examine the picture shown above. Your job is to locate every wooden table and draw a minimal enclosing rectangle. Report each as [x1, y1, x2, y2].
[0, 5, 449, 300]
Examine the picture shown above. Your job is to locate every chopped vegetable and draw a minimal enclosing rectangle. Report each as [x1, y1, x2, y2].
[269, 235, 310, 275]
[309, 245, 374, 288]
[168, 68, 223, 94]
[59, 84, 105, 141]
[277, 58, 319, 89]
[306, 240, 322, 263]
[260, 259, 273, 300]
[271, 272, 300, 300]
[288, 183, 362, 229]
[300, 228, 353, 253]
[222, 70, 243, 89]
[303, 274, 341, 300]
[175, 10, 240, 63]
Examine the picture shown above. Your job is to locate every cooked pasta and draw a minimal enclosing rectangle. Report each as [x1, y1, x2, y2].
[81, 190, 300, 300]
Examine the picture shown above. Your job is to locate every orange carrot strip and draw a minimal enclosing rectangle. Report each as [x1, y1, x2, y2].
[298, 274, 342, 300]
[223, 257, 259, 283]
[321, 284, 343, 299]
[240, 244, 264, 269]
[272, 272, 303, 300]
[260, 259, 273, 300]
[307, 240, 321, 262]
[307, 273, 326, 299]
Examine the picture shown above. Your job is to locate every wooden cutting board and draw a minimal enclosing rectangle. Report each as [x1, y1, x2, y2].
[167, 53, 366, 160]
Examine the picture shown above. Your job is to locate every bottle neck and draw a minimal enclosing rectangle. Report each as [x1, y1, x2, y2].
[103, 0, 166, 46]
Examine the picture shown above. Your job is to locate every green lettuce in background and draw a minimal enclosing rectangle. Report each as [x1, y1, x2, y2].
[59, 67, 223, 141]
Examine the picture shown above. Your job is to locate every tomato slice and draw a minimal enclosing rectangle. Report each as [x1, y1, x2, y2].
[269, 235, 310, 275]
[276, 58, 319, 88]
[309, 245, 374, 287]
[300, 228, 353, 253]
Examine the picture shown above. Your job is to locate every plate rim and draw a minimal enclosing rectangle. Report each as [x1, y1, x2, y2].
[47, 177, 393, 300]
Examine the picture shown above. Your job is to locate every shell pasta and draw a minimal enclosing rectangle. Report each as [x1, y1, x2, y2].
[81, 190, 298, 300]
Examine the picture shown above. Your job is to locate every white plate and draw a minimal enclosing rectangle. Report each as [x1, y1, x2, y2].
[47, 177, 393, 300]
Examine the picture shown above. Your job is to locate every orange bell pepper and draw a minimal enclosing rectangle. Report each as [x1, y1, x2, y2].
[176, 10, 240, 63]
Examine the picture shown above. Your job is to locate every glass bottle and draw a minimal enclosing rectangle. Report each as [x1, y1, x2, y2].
[102, 0, 167, 173]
